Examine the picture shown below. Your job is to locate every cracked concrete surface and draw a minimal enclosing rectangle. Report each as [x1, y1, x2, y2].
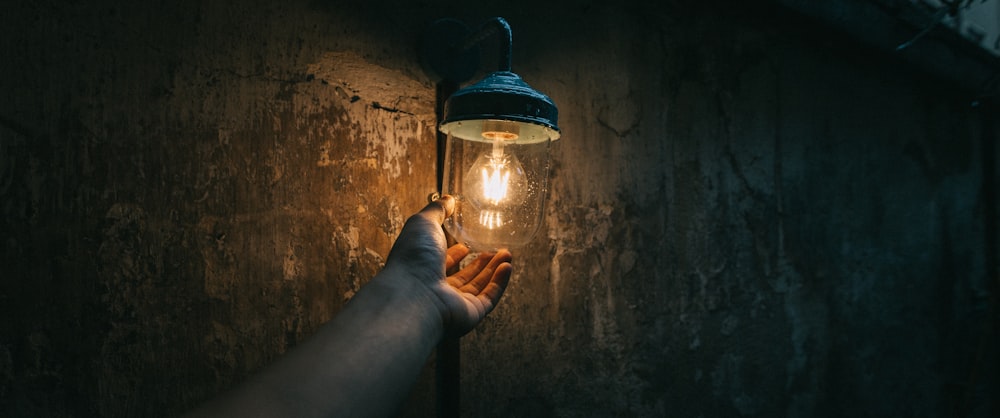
[1, 1, 996, 417]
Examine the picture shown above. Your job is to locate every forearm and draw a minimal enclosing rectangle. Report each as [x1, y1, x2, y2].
[188, 268, 445, 417]
[183, 197, 510, 417]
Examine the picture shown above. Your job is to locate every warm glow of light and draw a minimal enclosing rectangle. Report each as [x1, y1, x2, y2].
[479, 210, 503, 229]
[480, 160, 510, 204]
[468, 134, 521, 230]
[481, 130, 519, 140]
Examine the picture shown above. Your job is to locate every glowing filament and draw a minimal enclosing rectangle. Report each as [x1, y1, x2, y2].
[479, 210, 504, 229]
[469, 136, 520, 230]
[481, 160, 510, 204]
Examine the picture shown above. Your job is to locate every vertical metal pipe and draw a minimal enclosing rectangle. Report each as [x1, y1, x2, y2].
[435, 81, 457, 193]
[435, 80, 461, 418]
[958, 100, 999, 418]
[436, 337, 461, 418]
[978, 101, 998, 418]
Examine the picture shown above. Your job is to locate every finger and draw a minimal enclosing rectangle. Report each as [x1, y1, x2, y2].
[475, 261, 512, 314]
[447, 252, 493, 287]
[448, 252, 492, 286]
[460, 249, 512, 294]
[417, 195, 455, 225]
[445, 243, 469, 271]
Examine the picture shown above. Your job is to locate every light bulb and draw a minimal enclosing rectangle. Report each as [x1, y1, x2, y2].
[464, 136, 527, 230]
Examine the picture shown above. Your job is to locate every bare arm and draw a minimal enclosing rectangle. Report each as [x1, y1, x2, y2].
[186, 196, 513, 417]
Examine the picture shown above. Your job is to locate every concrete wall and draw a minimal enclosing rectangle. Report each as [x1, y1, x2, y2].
[1, 0, 996, 417]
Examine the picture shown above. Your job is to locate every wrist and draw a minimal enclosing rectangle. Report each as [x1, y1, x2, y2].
[369, 265, 448, 343]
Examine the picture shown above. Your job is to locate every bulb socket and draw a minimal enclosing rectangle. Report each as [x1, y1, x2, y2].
[481, 120, 520, 140]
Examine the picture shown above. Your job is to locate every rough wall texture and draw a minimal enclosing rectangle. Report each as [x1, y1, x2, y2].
[0, 0, 996, 417]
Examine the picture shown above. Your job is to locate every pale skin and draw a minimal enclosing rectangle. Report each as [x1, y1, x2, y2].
[185, 195, 513, 417]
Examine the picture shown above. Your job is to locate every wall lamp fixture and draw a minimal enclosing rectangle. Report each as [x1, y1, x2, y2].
[422, 17, 560, 250]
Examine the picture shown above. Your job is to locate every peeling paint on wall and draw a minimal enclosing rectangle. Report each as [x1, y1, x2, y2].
[306, 51, 435, 180]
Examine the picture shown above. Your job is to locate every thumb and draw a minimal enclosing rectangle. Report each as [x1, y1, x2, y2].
[384, 195, 455, 277]
[417, 194, 455, 225]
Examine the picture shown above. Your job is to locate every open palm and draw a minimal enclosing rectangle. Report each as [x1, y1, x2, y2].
[438, 244, 512, 335]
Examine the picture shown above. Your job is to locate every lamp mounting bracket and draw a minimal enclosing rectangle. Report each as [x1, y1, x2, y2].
[420, 17, 513, 84]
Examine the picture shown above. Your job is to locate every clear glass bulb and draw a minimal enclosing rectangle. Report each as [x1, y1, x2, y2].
[464, 138, 527, 230]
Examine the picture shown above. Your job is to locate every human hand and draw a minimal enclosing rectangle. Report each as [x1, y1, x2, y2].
[383, 195, 513, 337]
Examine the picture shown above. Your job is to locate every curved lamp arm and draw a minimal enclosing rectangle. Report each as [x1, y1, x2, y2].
[421, 17, 514, 83]
[455, 17, 512, 73]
